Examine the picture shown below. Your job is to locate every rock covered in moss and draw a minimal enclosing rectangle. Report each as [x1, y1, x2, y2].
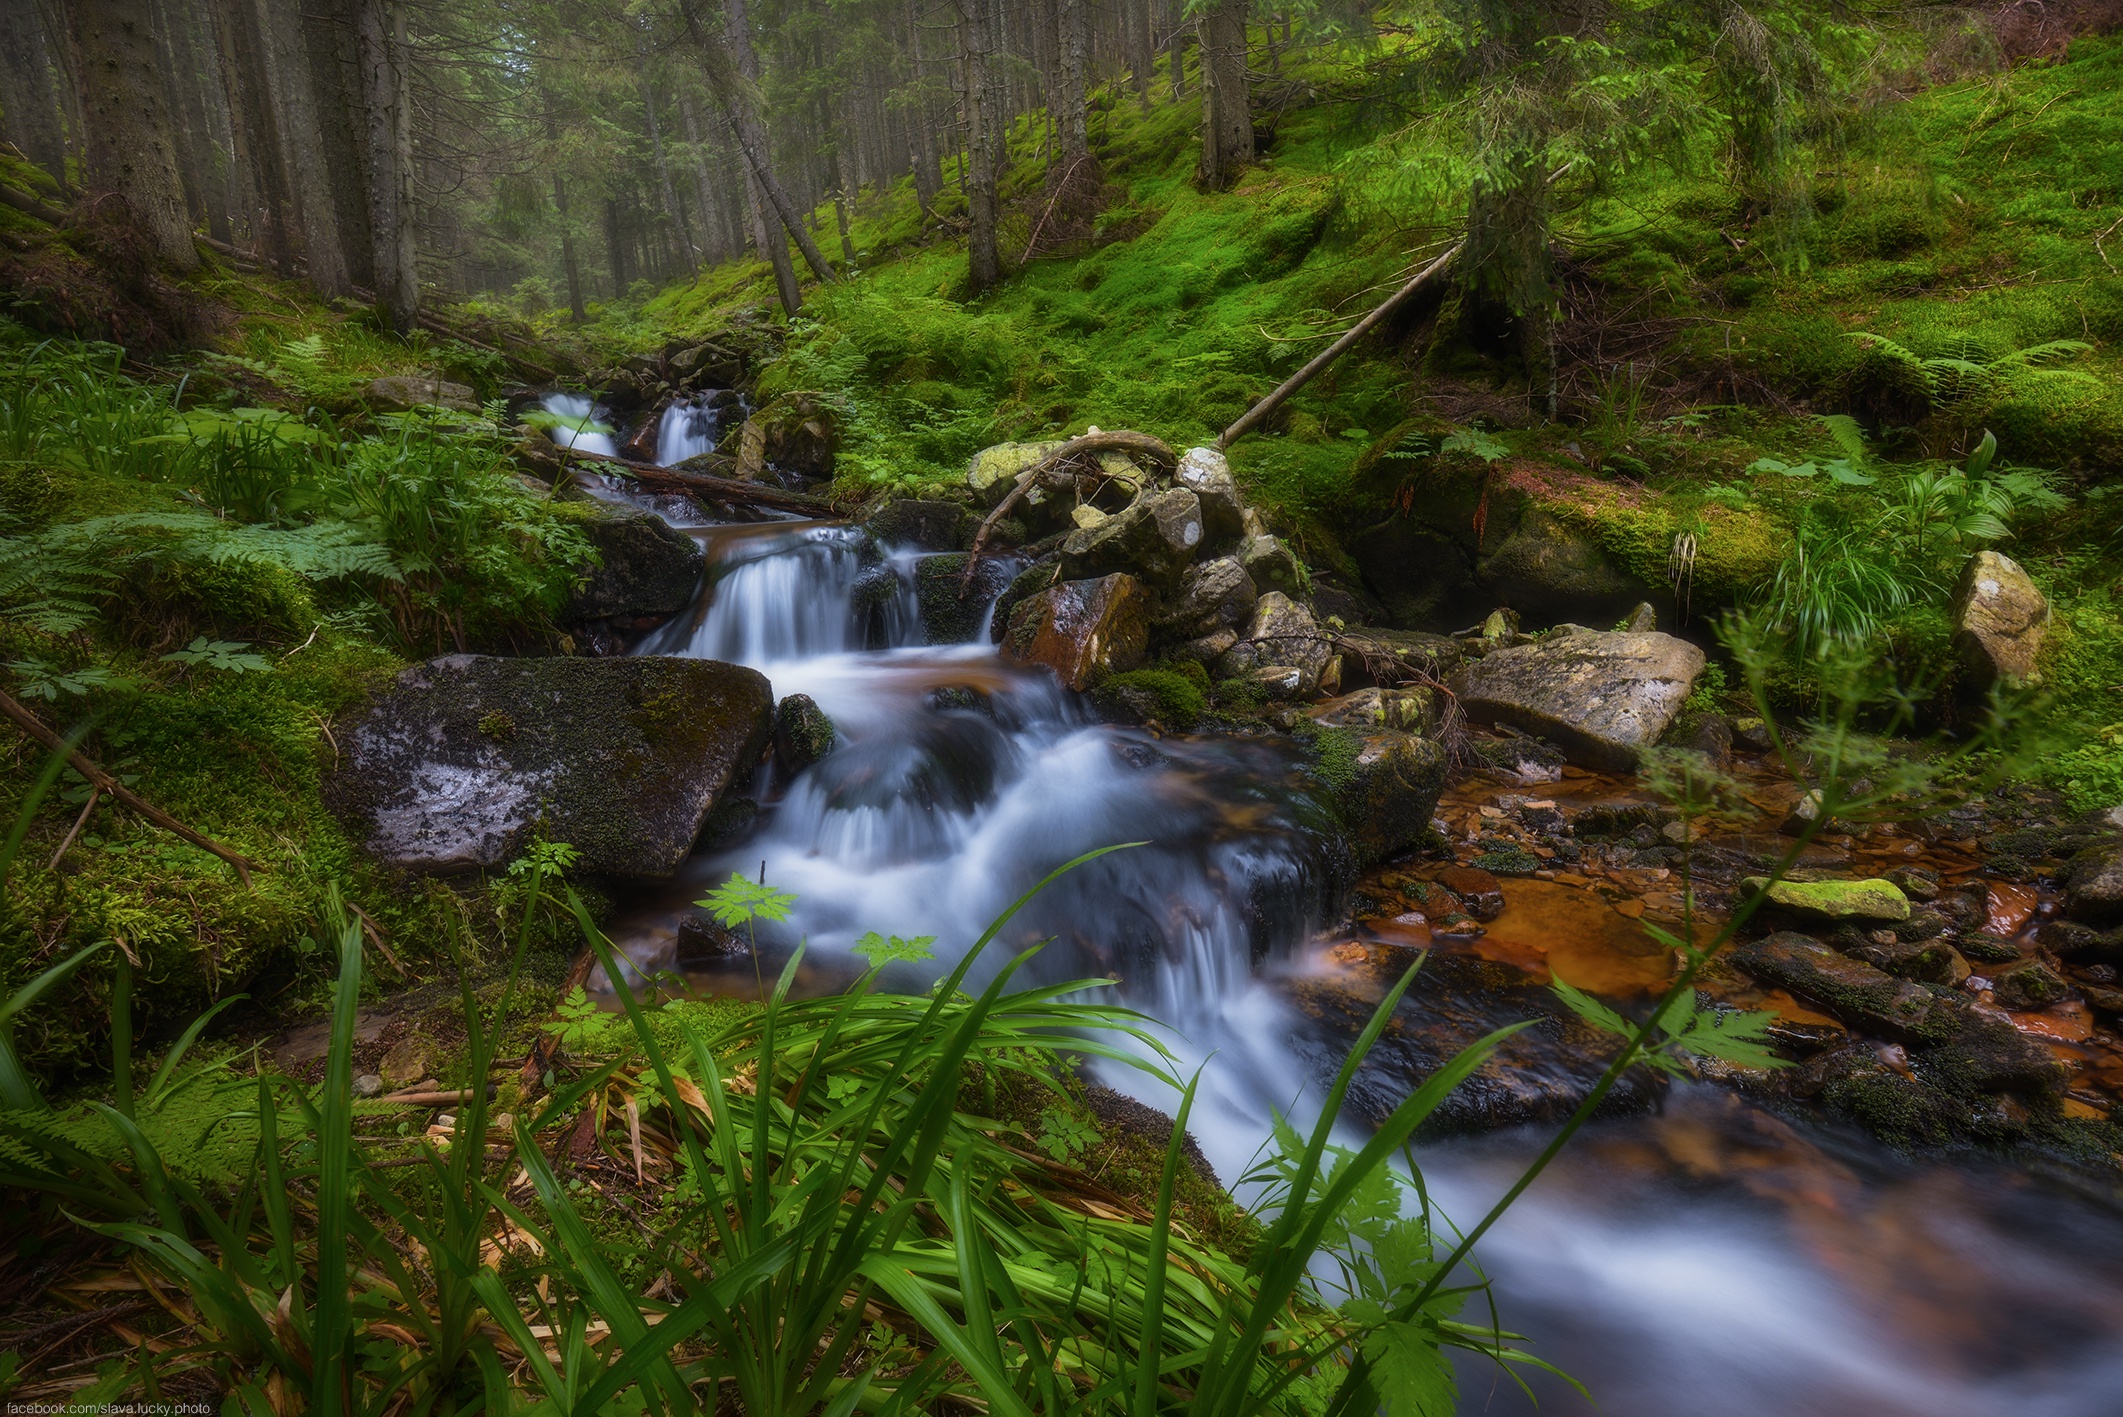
[1454, 626, 1704, 772]
[1306, 726, 1446, 868]
[866, 499, 968, 551]
[1730, 931, 1959, 1042]
[1174, 446, 1245, 548]
[1951, 550, 2049, 687]
[1477, 507, 1655, 628]
[564, 506, 703, 623]
[1090, 667, 1205, 729]
[1155, 555, 1257, 639]
[913, 553, 1016, 643]
[965, 439, 1066, 508]
[330, 654, 772, 877]
[1743, 876, 1911, 923]
[773, 693, 837, 774]
[999, 573, 1151, 691]
[368, 374, 476, 413]
[740, 392, 838, 478]
[2063, 840, 2123, 925]
[1059, 488, 1204, 591]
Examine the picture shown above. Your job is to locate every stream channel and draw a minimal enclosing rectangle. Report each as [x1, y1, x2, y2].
[557, 395, 2123, 1415]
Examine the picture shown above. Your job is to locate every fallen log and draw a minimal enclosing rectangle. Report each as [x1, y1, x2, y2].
[959, 429, 1178, 588]
[536, 440, 840, 516]
[0, 690, 257, 886]
[1219, 241, 1462, 451]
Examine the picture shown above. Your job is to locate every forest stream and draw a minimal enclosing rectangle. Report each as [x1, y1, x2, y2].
[559, 398, 2123, 1417]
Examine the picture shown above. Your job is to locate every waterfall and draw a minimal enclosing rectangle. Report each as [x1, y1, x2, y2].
[636, 524, 922, 669]
[653, 394, 733, 466]
[539, 392, 618, 458]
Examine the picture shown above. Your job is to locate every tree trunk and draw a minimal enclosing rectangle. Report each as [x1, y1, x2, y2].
[641, 75, 696, 265]
[1167, 4, 1188, 100]
[1130, 0, 1155, 110]
[831, 148, 856, 266]
[903, 0, 942, 216]
[255, 0, 348, 294]
[352, 0, 413, 332]
[955, 0, 1001, 295]
[1054, 0, 1088, 167]
[1196, 0, 1251, 190]
[389, 3, 415, 302]
[310, 0, 374, 289]
[68, 0, 197, 269]
[0, 0, 70, 186]
[215, 0, 293, 273]
[676, 88, 733, 263]
[743, 162, 801, 314]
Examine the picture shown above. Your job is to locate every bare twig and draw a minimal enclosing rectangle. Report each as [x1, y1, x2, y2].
[45, 787, 99, 872]
[0, 691, 256, 886]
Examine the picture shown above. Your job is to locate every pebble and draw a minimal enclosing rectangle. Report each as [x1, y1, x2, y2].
[353, 1073, 384, 1097]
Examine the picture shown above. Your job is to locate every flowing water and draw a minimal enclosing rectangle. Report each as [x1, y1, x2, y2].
[592, 512, 2123, 1416]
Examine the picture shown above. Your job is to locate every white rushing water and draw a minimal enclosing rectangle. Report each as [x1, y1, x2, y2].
[539, 392, 618, 458]
[601, 517, 2123, 1417]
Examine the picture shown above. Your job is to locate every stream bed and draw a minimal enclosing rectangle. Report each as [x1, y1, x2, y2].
[569, 447, 2123, 1414]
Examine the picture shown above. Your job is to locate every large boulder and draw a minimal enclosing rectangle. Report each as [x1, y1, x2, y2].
[1310, 727, 1446, 868]
[1454, 627, 1704, 772]
[1729, 932, 1960, 1043]
[669, 341, 743, 388]
[1242, 592, 1336, 695]
[329, 655, 772, 878]
[368, 374, 477, 413]
[965, 440, 1066, 509]
[1475, 507, 1655, 628]
[999, 574, 1152, 690]
[565, 508, 703, 623]
[1282, 943, 1660, 1136]
[1059, 489, 1204, 591]
[1952, 550, 2049, 687]
[1174, 446, 1245, 548]
[741, 392, 839, 479]
[914, 553, 1017, 644]
[1154, 556, 1257, 640]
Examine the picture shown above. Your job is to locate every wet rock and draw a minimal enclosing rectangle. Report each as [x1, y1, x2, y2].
[986, 556, 1058, 640]
[1173, 446, 1245, 548]
[1434, 865, 1505, 920]
[1470, 844, 1542, 877]
[965, 440, 1067, 509]
[329, 654, 772, 877]
[1883, 866, 1941, 902]
[1059, 488, 1204, 592]
[1238, 533, 1304, 596]
[1779, 789, 1829, 836]
[1731, 932, 1961, 1042]
[1477, 508, 1656, 627]
[2063, 841, 2123, 925]
[1666, 713, 1732, 765]
[1154, 556, 1257, 639]
[913, 553, 1016, 644]
[1245, 593, 1335, 696]
[1308, 578, 1384, 629]
[1454, 627, 1705, 773]
[1172, 628, 1238, 666]
[352, 1073, 384, 1098]
[1990, 956, 2069, 1010]
[1743, 876, 1911, 924]
[668, 341, 743, 387]
[773, 694, 837, 774]
[1730, 716, 1775, 753]
[1951, 549, 2049, 687]
[1918, 1008, 2068, 1097]
[1247, 664, 1316, 701]
[1306, 686, 1436, 736]
[564, 507, 704, 623]
[867, 499, 969, 551]
[677, 912, 746, 960]
[742, 392, 838, 478]
[999, 573, 1152, 691]
[2039, 918, 2123, 961]
[1283, 944, 1660, 1137]
[2083, 803, 2123, 831]
[368, 374, 476, 413]
[1848, 937, 1971, 987]
[1310, 728, 1447, 869]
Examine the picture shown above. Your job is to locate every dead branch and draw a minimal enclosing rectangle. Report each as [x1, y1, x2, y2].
[1220, 242, 1462, 450]
[959, 430, 1178, 589]
[0, 690, 257, 886]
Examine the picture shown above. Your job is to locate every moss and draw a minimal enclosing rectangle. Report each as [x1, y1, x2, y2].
[1097, 668, 1206, 728]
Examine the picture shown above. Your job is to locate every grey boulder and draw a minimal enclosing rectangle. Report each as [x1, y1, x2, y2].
[1454, 627, 1704, 772]
[1060, 488, 1204, 591]
[1154, 556, 1257, 639]
[330, 654, 772, 877]
[1174, 446, 1245, 547]
[565, 508, 703, 622]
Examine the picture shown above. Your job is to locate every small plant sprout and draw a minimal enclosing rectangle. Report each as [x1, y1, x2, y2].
[1035, 1104, 1099, 1162]
[700, 869, 799, 994]
[6, 658, 125, 700]
[851, 931, 937, 967]
[160, 637, 270, 673]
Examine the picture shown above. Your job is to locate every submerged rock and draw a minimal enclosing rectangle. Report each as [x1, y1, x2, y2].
[999, 573, 1152, 691]
[1951, 549, 2049, 687]
[1059, 488, 1204, 591]
[564, 507, 703, 624]
[330, 654, 772, 877]
[1742, 876, 1912, 924]
[1283, 944, 1660, 1137]
[1454, 627, 1705, 772]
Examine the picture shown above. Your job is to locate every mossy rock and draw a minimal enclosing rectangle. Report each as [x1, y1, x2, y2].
[1742, 876, 1911, 924]
[328, 654, 772, 877]
[1091, 668, 1204, 728]
[564, 506, 703, 622]
[914, 553, 1016, 644]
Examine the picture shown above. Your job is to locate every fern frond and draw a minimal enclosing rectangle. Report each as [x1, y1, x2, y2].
[1991, 339, 2092, 370]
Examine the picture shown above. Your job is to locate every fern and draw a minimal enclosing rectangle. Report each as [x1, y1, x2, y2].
[1848, 332, 2094, 414]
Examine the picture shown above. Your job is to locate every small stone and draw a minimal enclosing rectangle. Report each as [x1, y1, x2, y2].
[1173, 628, 1238, 665]
[1730, 932, 1960, 1042]
[1060, 489, 1205, 592]
[1883, 866, 1940, 901]
[353, 1073, 384, 1098]
[1155, 556, 1258, 639]
[1622, 601, 1659, 632]
[1743, 876, 1912, 923]
[2063, 842, 2123, 925]
[965, 440, 1067, 508]
[1238, 532, 1303, 595]
[1436, 865, 1506, 919]
[1730, 716, 1775, 753]
[1306, 686, 1436, 736]
[1990, 957, 2068, 1011]
[1245, 592, 1334, 696]
[1780, 789, 1827, 836]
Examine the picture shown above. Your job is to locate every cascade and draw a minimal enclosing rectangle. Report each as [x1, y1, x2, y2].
[538, 392, 618, 458]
